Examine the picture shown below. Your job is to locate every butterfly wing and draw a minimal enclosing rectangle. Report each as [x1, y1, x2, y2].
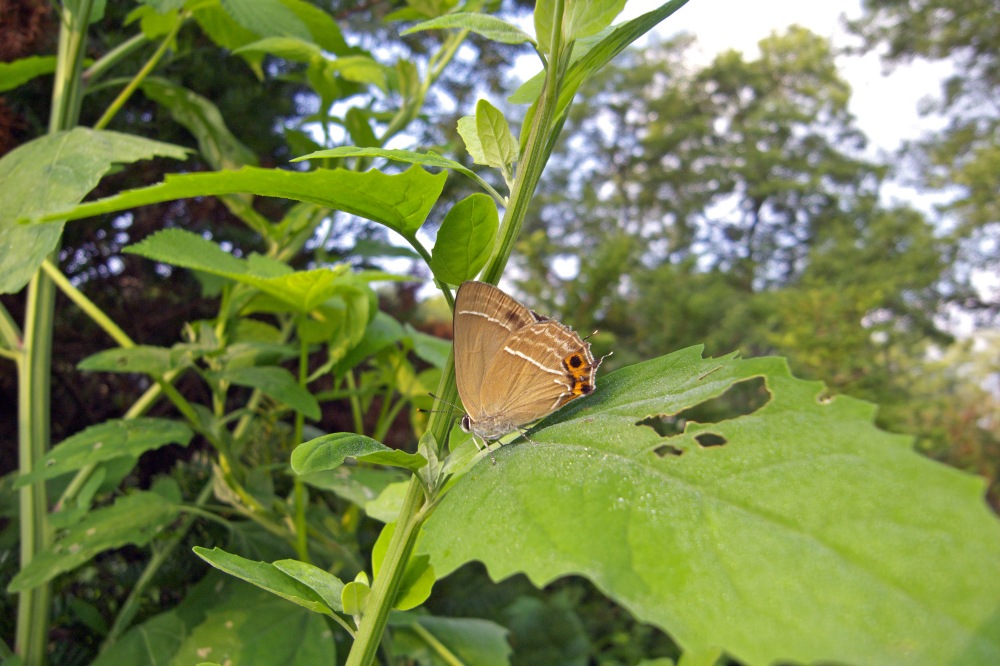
[453, 281, 540, 418]
[476, 319, 597, 428]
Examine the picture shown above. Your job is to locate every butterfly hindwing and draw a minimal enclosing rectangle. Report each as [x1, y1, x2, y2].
[477, 319, 595, 427]
[453, 281, 539, 418]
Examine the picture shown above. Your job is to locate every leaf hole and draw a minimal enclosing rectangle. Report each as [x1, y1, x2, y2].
[695, 433, 727, 448]
[637, 377, 770, 437]
[653, 444, 684, 457]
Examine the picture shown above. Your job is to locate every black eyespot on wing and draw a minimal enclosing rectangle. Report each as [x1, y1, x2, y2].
[581, 384, 593, 394]
[569, 355, 583, 369]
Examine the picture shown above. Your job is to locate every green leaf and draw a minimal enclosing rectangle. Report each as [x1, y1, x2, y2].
[231, 36, 322, 61]
[0, 55, 58, 92]
[365, 480, 410, 523]
[140, 77, 258, 171]
[77, 345, 180, 376]
[294, 147, 495, 198]
[563, 0, 628, 43]
[219, 0, 310, 40]
[342, 580, 370, 616]
[389, 615, 512, 666]
[300, 465, 408, 509]
[457, 115, 484, 165]
[193, 547, 335, 616]
[291, 433, 427, 474]
[345, 108, 379, 148]
[222, 366, 321, 420]
[406, 324, 452, 369]
[330, 55, 388, 92]
[16, 418, 193, 486]
[172, 583, 335, 664]
[8, 491, 179, 592]
[421, 347, 1000, 665]
[27, 165, 447, 241]
[371, 522, 434, 610]
[402, 12, 535, 45]
[93, 573, 334, 665]
[271, 559, 346, 613]
[534, 0, 556, 54]
[0, 128, 187, 294]
[474, 99, 519, 168]
[429, 193, 499, 284]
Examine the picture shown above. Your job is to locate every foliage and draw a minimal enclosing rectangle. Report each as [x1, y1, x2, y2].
[1, 1, 999, 666]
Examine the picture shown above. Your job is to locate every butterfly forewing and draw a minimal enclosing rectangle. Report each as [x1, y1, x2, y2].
[477, 320, 595, 427]
[453, 282, 539, 419]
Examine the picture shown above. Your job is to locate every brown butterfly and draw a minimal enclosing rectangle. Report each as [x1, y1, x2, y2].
[453, 281, 604, 457]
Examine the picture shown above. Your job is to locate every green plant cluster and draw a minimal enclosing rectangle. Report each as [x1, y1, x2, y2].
[1, 1, 999, 665]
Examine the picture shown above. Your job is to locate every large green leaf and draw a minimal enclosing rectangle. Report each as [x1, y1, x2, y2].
[8, 491, 179, 592]
[420, 347, 1000, 665]
[16, 418, 193, 486]
[0, 128, 187, 293]
[25, 165, 447, 240]
[429, 193, 498, 285]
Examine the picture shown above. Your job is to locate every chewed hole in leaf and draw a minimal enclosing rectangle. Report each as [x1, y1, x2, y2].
[637, 377, 770, 438]
[695, 433, 727, 448]
[653, 443, 684, 457]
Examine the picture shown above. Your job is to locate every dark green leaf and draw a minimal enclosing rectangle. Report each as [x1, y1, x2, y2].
[222, 366, 321, 420]
[389, 615, 512, 666]
[77, 345, 179, 376]
[273, 559, 346, 613]
[429, 193, 499, 284]
[8, 492, 179, 592]
[16, 418, 192, 486]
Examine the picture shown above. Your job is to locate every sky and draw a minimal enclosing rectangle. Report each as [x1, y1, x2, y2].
[511, 0, 953, 157]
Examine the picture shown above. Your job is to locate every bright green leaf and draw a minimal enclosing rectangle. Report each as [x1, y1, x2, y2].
[231, 36, 322, 61]
[0, 55, 58, 92]
[402, 12, 535, 45]
[457, 115, 485, 165]
[342, 580, 370, 616]
[421, 347, 1000, 665]
[222, 366, 321, 420]
[16, 418, 192, 486]
[429, 193, 499, 284]
[563, 0, 628, 43]
[27, 165, 447, 241]
[0, 128, 187, 294]
[272, 559, 346, 613]
[8, 492, 179, 592]
[192, 547, 335, 617]
[365, 480, 410, 523]
[219, 0, 310, 40]
[292, 433, 427, 474]
[474, 99, 518, 168]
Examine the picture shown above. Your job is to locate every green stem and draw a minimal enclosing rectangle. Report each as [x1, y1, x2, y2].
[40, 259, 132, 347]
[17, 0, 95, 661]
[294, 334, 309, 561]
[0, 301, 21, 351]
[92, 13, 186, 131]
[83, 32, 148, 86]
[345, 479, 427, 666]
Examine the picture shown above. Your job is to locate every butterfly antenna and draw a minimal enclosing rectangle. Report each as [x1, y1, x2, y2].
[596, 350, 613, 369]
[417, 392, 465, 415]
[583, 329, 599, 341]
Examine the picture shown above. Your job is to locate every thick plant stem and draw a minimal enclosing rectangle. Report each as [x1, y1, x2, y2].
[16, 0, 94, 662]
[16, 271, 55, 665]
[345, 478, 427, 666]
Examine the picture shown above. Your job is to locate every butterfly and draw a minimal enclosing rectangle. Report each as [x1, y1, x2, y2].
[452, 281, 604, 459]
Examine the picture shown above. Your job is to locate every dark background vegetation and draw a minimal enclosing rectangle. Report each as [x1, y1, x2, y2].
[1, 0, 998, 663]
